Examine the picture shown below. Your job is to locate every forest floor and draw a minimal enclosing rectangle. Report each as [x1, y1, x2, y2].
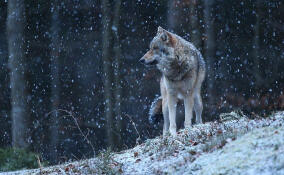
[2, 111, 284, 175]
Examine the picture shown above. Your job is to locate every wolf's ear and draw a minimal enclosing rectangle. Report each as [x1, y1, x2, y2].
[161, 31, 177, 46]
[160, 28, 170, 42]
[157, 26, 164, 34]
[157, 26, 169, 41]
[157, 27, 176, 46]
[161, 32, 168, 42]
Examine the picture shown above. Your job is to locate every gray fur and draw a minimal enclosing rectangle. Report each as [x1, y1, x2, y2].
[140, 27, 206, 136]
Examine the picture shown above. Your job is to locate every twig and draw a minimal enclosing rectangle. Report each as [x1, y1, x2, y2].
[84, 128, 91, 142]
[125, 114, 141, 145]
[37, 155, 43, 174]
[60, 109, 96, 156]
[46, 109, 96, 156]
[71, 153, 80, 161]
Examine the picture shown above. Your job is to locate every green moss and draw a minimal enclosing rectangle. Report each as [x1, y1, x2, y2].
[0, 148, 42, 172]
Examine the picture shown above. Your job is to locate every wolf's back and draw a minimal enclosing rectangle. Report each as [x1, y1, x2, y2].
[148, 96, 163, 124]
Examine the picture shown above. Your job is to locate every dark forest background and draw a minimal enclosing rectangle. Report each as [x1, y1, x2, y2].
[0, 0, 283, 167]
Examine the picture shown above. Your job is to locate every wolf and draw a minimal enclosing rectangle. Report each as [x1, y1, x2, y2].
[140, 26, 206, 136]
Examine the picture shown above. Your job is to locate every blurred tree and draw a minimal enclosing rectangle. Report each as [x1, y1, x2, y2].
[113, 0, 123, 149]
[252, 0, 261, 89]
[102, 0, 115, 149]
[7, 0, 29, 148]
[101, 0, 124, 149]
[251, 1, 280, 90]
[204, 0, 216, 105]
[49, 0, 60, 163]
[189, 0, 201, 48]
[167, 0, 180, 31]
[0, 1, 10, 148]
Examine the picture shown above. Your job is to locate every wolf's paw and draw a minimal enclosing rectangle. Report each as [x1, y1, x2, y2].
[184, 122, 192, 129]
[169, 127, 177, 137]
[170, 131, 177, 137]
[163, 130, 170, 137]
[195, 119, 203, 124]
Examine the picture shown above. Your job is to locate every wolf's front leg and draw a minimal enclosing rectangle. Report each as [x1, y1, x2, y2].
[168, 94, 177, 136]
[162, 99, 169, 136]
[184, 94, 194, 128]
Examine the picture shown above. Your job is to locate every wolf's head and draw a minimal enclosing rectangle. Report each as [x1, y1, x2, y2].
[139, 26, 177, 66]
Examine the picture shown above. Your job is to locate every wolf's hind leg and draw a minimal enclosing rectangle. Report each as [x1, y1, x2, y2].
[184, 94, 194, 128]
[194, 91, 203, 124]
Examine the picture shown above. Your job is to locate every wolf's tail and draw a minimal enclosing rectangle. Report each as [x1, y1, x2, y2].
[148, 96, 163, 124]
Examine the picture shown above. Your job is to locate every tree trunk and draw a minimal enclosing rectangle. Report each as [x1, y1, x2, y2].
[204, 0, 215, 105]
[167, 0, 180, 31]
[102, 0, 115, 149]
[113, 0, 123, 149]
[49, 0, 60, 163]
[189, 0, 201, 48]
[252, 0, 262, 88]
[7, 0, 29, 148]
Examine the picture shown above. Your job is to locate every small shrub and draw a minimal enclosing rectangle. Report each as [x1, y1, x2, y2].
[0, 148, 41, 172]
[95, 148, 122, 175]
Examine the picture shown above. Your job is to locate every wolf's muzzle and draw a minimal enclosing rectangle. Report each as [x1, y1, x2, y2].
[139, 58, 158, 66]
[139, 58, 145, 64]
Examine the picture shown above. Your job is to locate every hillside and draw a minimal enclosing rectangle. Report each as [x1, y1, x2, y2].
[3, 111, 284, 175]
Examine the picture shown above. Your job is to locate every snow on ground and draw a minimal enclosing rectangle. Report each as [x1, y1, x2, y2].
[114, 111, 284, 175]
[179, 126, 284, 175]
[1, 111, 284, 175]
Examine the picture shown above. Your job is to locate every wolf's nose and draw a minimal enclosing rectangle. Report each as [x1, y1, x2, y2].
[139, 58, 145, 64]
